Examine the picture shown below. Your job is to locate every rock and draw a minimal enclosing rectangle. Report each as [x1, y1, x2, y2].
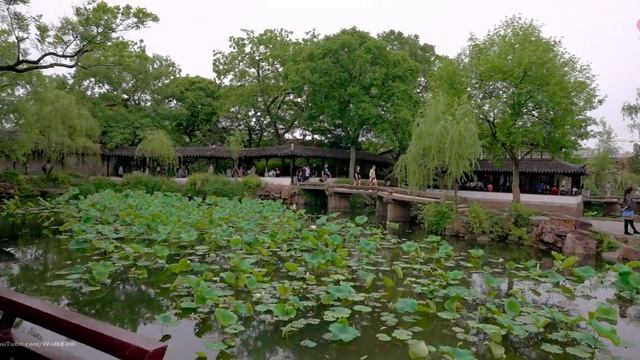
[575, 218, 593, 231]
[562, 231, 597, 256]
[0, 182, 18, 201]
[549, 217, 576, 229]
[530, 216, 550, 226]
[445, 219, 467, 237]
[622, 246, 640, 261]
[476, 234, 491, 245]
[625, 305, 640, 322]
[541, 232, 560, 244]
[601, 251, 621, 263]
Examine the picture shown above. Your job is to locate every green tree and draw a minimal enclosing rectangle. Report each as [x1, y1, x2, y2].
[0, 0, 157, 73]
[623, 89, 640, 138]
[395, 95, 482, 212]
[213, 29, 306, 146]
[587, 119, 618, 194]
[72, 40, 180, 147]
[226, 131, 245, 177]
[136, 129, 178, 169]
[9, 83, 100, 161]
[290, 27, 420, 179]
[629, 143, 640, 174]
[464, 17, 601, 202]
[374, 30, 436, 155]
[154, 76, 221, 144]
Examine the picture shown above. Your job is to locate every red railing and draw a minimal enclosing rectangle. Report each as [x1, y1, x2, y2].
[0, 287, 167, 359]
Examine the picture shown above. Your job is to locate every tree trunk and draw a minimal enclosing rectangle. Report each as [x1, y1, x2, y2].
[349, 145, 356, 180]
[512, 159, 521, 203]
[453, 187, 458, 216]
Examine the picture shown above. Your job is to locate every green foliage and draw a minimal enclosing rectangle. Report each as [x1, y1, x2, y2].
[213, 29, 305, 146]
[154, 76, 220, 144]
[186, 174, 261, 199]
[349, 193, 370, 215]
[510, 203, 533, 228]
[623, 89, 640, 139]
[419, 202, 454, 235]
[122, 174, 181, 194]
[592, 231, 619, 252]
[464, 16, 601, 202]
[0, 0, 158, 73]
[0, 170, 20, 185]
[136, 130, 179, 169]
[466, 203, 491, 235]
[396, 86, 482, 203]
[290, 27, 420, 177]
[12, 85, 100, 161]
[7, 189, 637, 358]
[240, 175, 262, 195]
[72, 40, 180, 148]
[76, 177, 120, 197]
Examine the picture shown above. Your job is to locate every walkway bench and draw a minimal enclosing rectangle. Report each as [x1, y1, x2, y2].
[0, 287, 167, 360]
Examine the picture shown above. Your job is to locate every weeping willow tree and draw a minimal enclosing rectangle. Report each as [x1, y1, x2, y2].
[11, 87, 100, 162]
[226, 131, 245, 177]
[136, 130, 179, 171]
[395, 95, 483, 212]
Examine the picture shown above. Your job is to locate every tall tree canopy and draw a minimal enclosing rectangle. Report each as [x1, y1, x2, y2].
[464, 16, 601, 202]
[154, 76, 221, 145]
[623, 89, 640, 138]
[0, 0, 158, 73]
[8, 82, 100, 161]
[213, 29, 308, 146]
[71, 40, 180, 148]
[289, 27, 420, 178]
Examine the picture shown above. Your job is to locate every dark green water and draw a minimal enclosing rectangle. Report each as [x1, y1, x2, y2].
[1, 220, 640, 360]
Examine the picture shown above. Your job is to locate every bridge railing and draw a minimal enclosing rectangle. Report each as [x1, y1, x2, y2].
[0, 287, 167, 360]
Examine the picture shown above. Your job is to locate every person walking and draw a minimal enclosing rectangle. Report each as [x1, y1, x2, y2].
[369, 165, 377, 187]
[623, 186, 640, 235]
[353, 165, 361, 186]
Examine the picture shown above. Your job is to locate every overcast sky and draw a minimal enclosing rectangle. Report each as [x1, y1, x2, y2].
[32, 0, 640, 150]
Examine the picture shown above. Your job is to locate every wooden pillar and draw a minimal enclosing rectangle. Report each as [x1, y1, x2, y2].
[106, 156, 110, 177]
[290, 156, 296, 185]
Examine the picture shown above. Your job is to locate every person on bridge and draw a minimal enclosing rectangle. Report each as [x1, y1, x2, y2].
[623, 186, 640, 235]
[369, 165, 377, 187]
[353, 165, 361, 186]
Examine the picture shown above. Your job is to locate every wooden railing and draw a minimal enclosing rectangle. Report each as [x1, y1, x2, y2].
[0, 287, 167, 360]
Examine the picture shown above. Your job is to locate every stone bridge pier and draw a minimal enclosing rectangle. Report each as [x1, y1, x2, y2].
[377, 193, 412, 224]
[326, 188, 352, 213]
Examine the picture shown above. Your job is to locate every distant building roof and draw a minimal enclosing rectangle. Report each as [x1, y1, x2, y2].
[102, 144, 394, 165]
[476, 158, 587, 175]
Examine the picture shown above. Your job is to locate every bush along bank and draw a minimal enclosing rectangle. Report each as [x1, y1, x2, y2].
[419, 202, 630, 259]
[0, 170, 264, 202]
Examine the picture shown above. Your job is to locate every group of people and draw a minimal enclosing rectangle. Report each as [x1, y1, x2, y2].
[352, 165, 377, 187]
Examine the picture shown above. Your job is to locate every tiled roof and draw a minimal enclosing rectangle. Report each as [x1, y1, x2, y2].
[102, 144, 393, 165]
[476, 158, 587, 175]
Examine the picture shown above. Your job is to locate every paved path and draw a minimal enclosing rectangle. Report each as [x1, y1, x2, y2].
[588, 218, 624, 236]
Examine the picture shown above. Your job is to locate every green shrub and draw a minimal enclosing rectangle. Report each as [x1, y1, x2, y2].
[466, 203, 492, 235]
[240, 175, 262, 195]
[0, 170, 21, 185]
[47, 171, 73, 185]
[350, 193, 369, 215]
[592, 230, 619, 251]
[77, 178, 119, 196]
[122, 174, 181, 194]
[419, 202, 454, 235]
[511, 203, 533, 228]
[186, 174, 244, 198]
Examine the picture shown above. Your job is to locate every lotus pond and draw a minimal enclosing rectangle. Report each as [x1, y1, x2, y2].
[2, 189, 640, 360]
